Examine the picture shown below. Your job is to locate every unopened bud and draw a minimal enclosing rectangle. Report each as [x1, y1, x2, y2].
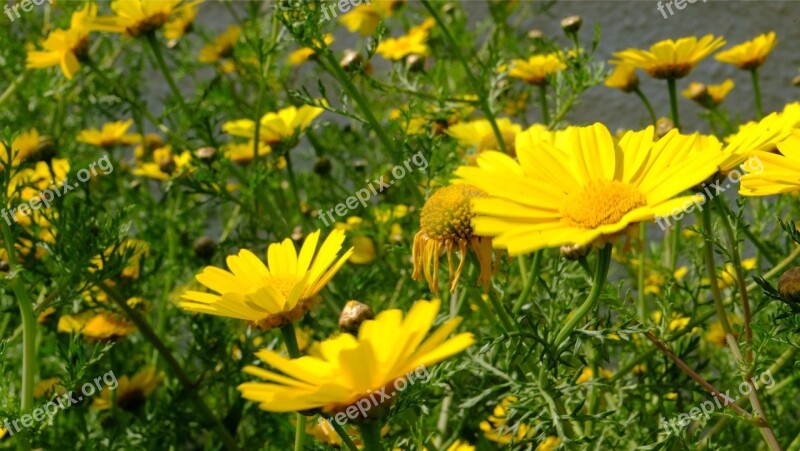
[793, 74, 800, 87]
[196, 146, 217, 162]
[313, 157, 332, 176]
[527, 29, 544, 40]
[655, 118, 674, 139]
[778, 267, 800, 304]
[560, 243, 589, 261]
[339, 301, 374, 335]
[341, 50, 372, 75]
[561, 15, 583, 35]
[405, 54, 427, 73]
[193, 236, 216, 260]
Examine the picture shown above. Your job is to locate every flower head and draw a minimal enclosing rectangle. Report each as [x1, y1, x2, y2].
[613, 35, 726, 79]
[287, 34, 334, 66]
[57, 312, 136, 341]
[0, 129, 41, 169]
[199, 25, 241, 64]
[180, 229, 353, 330]
[238, 299, 473, 413]
[222, 104, 325, 147]
[683, 79, 734, 106]
[455, 123, 727, 255]
[92, 367, 164, 411]
[480, 396, 533, 444]
[605, 64, 639, 93]
[413, 184, 496, 293]
[163, 0, 198, 40]
[446, 118, 521, 156]
[339, 0, 403, 36]
[376, 19, 434, 61]
[26, 3, 97, 80]
[85, 0, 201, 37]
[740, 131, 800, 196]
[77, 120, 139, 148]
[506, 53, 565, 85]
[715, 32, 777, 70]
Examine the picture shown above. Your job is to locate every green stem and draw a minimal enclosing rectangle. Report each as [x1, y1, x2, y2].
[99, 284, 238, 450]
[357, 422, 384, 451]
[1, 220, 36, 449]
[667, 78, 681, 131]
[553, 244, 612, 349]
[751, 68, 764, 120]
[145, 32, 190, 117]
[637, 223, 647, 323]
[280, 324, 306, 451]
[513, 250, 542, 314]
[632, 86, 657, 127]
[420, 0, 509, 155]
[539, 83, 550, 125]
[0, 71, 28, 108]
[330, 420, 359, 451]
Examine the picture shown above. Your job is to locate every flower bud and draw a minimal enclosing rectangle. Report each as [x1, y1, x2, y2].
[527, 29, 544, 40]
[196, 146, 217, 162]
[313, 157, 332, 176]
[793, 74, 800, 87]
[778, 267, 800, 304]
[339, 300, 374, 335]
[193, 236, 216, 260]
[340, 50, 372, 75]
[560, 243, 589, 261]
[405, 54, 427, 73]
[655, 118, 674, 139]
[560, 15, 583, 35]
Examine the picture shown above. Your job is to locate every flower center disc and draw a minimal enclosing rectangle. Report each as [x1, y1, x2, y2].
[421, 184, 486, 241]
[562, 180, 646, 229]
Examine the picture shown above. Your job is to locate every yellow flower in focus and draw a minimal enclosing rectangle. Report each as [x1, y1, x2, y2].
[715, 32, 777, 70]
[338, 0, 403, 36]
[537, 436, 562, 451]
[455, 124, 726, 255]
[238, 299, 473, 413]
[223, 104, 325, 146]
[180, 229, 353, 330]
[446, 118, 521, 155]
[287, 34, 334, 66]
[199, 25, 241, 63]
[26, 3, 96, 80]
[77, 120, 139, 148]
[605, 63, 639, 93]
[506, 53, 565, 85]
[613, 35, 726, 79]
[349, 235, 376, 264]
[376, 20, 432, 61]
[480, 396, 532, 445]
[85, 0, 201, 37]
[163, 0, 198, 40]
[92, 367, 164, 411]
[413, 184, 497, 293]
[741, 131, 800, 196]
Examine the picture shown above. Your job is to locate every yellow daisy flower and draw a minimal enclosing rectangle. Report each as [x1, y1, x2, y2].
[0, 129, 41, 168]
[683, 79, 735, 106]
[287, 34, 334, 66]
[506, 53, 565, 85]
[199, 25, 241, 64]
[652, 310, 690, 331]
[376, 19, 433, 61]
[57, 312, 136, 341]
[413, 184, 496, 294]
[131, 145, 193, 181]
[26, 3, 96, 80]
[613, 35, 726, 79]
[222, 141, 272, 165]
[445, 440, 475, 451]
[238, 299, 474, 413]
[85, 0, 201, 37]
[719, 107, 800, 172]
[163, 0, 198, 40]
[705, 316, 740, 347]
[455, 124, 726, 255]
[740, 131, 800, 196]
[715, 32, 777, 70]
[92, 367, 164, 411]
[446, 118, 521, 156]
[222, 104, 325, 146]
[605, 63, 639, 93]
[77, 119, 139, 148]
[338, 0, 403, 36]
[349, 235, 376, 265]
[180, 229, 353, 330]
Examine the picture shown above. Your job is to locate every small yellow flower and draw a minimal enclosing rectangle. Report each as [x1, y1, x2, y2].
[223, 141, 272, 165]
[537, 436, 562, 451]
[26, 3, 96, 80]
[480, 396, 533, 445]
[92, 367, 164, 411]
[613, 35, 726, 79]
[506, 53, 565, 85]
[349, 235, 376, 265]
[705, 316, 740, 347]
[652, 310, 690, 332]
[163, 0, 198, 40]
[376, 20, 432, 61]
[0, 129, 41, 168]
[665, 392, 678, 400]
[446, 118, 521, 156]
[180, 229, 353, 330]
[58, 312, 136, 341]
[223, 104, 325, 146]
[131, 146, 193, 181]
[287, 34, 334, 66]
[715, 32, 777, 70]
[673, 266, 688, 280]
[238, 299, 473, 413]
[77, 120, 139, 148]
[682, 79, 734, 106]
[85, 0, 201, 37]
[338, 0, 403, 36]
[605, 63, 639, 93]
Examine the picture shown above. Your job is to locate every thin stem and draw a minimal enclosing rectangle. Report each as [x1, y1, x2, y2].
[513, 250, 542, 315]
[420, 0, 509, 155]
[553, 244, 612, 348]
[99, 284, 238, 450]
[330, 420, 359, 451]
[644, 332, 750, 418]
[1, 220, 36, 439]
[538, 83, 550, 125]
[0, 71, 29, 109]
[280, 324, 306, 451]
[637, 223, 647, 323]
[632, 86, 657, 127]
[700, 207, 781, 450]
[667, 78, 681, 130]
[145, 32, 190, 117]
[751, 68, 764, 120]
[357, 422, 384, 451]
